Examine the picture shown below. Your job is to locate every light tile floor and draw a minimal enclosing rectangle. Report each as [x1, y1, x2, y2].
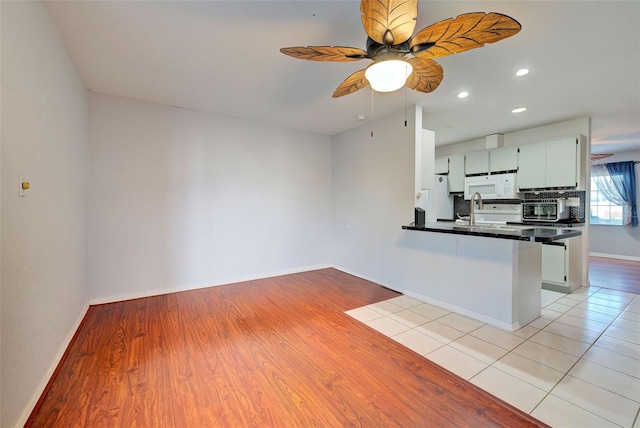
[346, 286, 640, 428]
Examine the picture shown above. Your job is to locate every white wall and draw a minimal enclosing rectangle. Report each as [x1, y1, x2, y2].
[331, 108, 418, 289]
[589, 149, 640, 260]
[88, 93, 333, 302]
[1, 2, 89, 427]
[435, 137, 486, 157]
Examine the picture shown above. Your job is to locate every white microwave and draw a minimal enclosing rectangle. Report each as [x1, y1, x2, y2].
[464, 173, 519, 200]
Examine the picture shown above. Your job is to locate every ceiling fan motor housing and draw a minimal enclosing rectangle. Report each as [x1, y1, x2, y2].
[366, 37, 410, 61]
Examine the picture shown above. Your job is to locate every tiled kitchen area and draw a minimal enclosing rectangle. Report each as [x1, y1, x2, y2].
[346, 286, 640, 427]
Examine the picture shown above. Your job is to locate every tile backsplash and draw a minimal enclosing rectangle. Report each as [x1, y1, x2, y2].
[453, 190, 586, 223]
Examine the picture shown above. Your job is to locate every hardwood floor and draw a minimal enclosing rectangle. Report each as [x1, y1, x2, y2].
[27, 269, 547, 427]
[589, 256, 640, 294]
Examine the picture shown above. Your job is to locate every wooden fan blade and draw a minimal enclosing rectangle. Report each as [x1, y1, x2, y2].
[406, 57, 443, 93]
[410, 12, 521, 59]
[280, 46, 368, 62]
[333, 68, 369, 98]
[361, 0, 418, 45]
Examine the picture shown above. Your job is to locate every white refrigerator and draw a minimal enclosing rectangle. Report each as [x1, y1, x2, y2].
[423, 175, 454, 222]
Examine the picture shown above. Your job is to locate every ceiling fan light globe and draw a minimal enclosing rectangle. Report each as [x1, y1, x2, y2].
[365, 60, 413, 92]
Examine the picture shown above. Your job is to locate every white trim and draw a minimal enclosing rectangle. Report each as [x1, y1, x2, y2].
[402, 289, 522, 332]
[589, 252, 640, 262]
[334, 255, 539, 332]
[15, 302, 90, 428]
[89, 264, 332, 305]
[330, 266, 403, 294]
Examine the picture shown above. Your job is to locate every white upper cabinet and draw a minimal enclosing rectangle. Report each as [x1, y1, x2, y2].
[517, 142, 547, 189]
[546, 138, 579, 188]
[464, 151, 489, 175]
[434, 156, 449, 174]
[489, 146, 519, 174]
[518, 137, 581, 190]
[448, 154, 465, 192]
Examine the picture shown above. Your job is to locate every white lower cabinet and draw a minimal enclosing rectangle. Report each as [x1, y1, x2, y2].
[542, 244, 566, 283]
[541, 236, 582, 292]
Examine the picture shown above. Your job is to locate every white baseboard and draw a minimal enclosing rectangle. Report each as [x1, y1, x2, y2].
[89, 264, 333, 305]
[15, 302, 90, 428]
[330, 266, 402, 293]
[403, 289, 523, 332]
[589, 252, 640, 262]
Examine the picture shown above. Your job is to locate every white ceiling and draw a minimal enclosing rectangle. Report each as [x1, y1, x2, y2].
[44, 1, 640, 153]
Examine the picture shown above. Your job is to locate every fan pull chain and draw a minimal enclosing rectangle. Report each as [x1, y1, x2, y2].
[370, 89, 374, 138]
[404, 85, 408, 127]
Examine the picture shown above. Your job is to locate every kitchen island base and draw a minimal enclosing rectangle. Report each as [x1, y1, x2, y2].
[403, 232, 542, 332]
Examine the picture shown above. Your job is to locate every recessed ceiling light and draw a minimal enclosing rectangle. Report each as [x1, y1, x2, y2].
[512, 107, 527, 113]
[516, 68, 529, 77]
[357, 114, 367, 120]
[457, 91, 469, 98]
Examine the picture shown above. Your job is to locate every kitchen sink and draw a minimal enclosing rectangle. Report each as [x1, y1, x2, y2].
[453, 223, 534, 232]
[490, 227, 530, 232]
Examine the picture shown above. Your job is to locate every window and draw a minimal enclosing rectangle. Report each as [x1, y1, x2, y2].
[590, 176, 624, 225]
[591, 161, 638, 227]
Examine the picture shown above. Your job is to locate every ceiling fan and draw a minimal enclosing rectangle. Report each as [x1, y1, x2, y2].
[281, 0, 521, 98]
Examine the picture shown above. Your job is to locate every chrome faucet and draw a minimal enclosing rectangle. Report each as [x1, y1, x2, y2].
[469, 192, 484, 226]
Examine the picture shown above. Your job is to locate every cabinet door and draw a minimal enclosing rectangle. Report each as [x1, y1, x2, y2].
[489, 146, 518, 173]
[448, 155, 465, 192]
[517, 143, 546, 190]
[542, 243, 566, 284]
[565, 235, 583, 290]
[465, 150, 489, 175]
[434, 157, 449, 174]
[546, 138, 578, 188]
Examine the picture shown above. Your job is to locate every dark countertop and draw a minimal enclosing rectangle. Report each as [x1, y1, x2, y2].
[402, 222, 582, 243]
[520, 220, 585, 227]
[435, 219, 585, 228]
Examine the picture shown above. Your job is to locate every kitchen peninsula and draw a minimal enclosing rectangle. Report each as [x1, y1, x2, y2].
[401, 223, 581, 331]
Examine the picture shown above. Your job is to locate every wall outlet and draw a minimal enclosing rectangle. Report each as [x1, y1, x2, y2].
[566, 197, 580, 207]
